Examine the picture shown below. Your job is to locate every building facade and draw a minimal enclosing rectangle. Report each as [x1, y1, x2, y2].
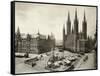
[63, 10, 88, 53]
[15, 28, 55, 54]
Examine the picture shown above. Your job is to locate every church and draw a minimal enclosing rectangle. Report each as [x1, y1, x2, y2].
[63, 10, 88, 53]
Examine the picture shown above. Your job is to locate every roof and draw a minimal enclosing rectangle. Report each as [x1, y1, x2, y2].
[17, 33, 47, 40]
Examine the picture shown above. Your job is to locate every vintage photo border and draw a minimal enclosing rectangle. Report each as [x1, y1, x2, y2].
[11, 1, 98, 75]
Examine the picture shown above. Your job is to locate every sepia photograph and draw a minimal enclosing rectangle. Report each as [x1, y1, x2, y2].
[12, 1, 97, 74]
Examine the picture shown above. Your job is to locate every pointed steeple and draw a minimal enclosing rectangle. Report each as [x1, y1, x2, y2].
[74, 9, 79, 52]
[84, 10, 86, 21]
[68, 11, 71, 22]
[83, 10, 87, 21]
[16, 27, 21, 36]
[82, 10, 87, 39]
[17, 27, 20, 34]
[75, 9, 78, 20]
[16, 27, 21, 40]
[67, 11, 71, 35]
[74, 9, 78, 35]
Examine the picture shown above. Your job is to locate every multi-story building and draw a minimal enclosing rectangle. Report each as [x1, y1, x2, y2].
[63, 10, 88, 53]
[15, 28, 55, 54]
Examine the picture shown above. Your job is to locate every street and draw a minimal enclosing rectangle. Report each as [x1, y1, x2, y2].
[15, 50, 96, 74]
[74, 52, 96, 70]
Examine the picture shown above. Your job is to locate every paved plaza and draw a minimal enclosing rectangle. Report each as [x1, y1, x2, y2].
[15, 50, 96, 74]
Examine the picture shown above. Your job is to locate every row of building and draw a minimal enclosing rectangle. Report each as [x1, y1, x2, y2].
[15, 28, 55, 54]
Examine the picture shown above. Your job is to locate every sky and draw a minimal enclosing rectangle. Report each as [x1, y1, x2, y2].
[15, 2, 97, 41]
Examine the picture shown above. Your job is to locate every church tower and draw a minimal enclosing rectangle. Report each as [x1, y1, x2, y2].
[82, 11, 87, 39]
[67, 11, 71, 35]
[63, 25, 65, 49]
[16, 27, 22, 52]
[16, 27, 21, 41]
[74, 9, 79, 52]
[74, 9, 79, 35]
[17, 27, 20, 36]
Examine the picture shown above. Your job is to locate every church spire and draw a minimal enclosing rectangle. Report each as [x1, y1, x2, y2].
[74, 9, 78, 35]
[75, 9, 78, 20]
[67, 11, 71, 35]
[17, 27, 20, 34]
[84, 10, 86, 21]
[82, 10, 87, 39]
[16, 27, 21, 36]
[68, 11, 71, 22]
[16, 27, 21, 40]
[74, 9, 79, 52]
